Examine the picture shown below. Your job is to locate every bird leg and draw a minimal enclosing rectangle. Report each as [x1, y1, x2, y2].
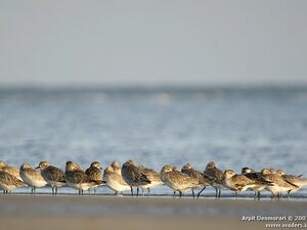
[257, 191, 261, 200]
[215, 187, 218, 198]
[197, 186, 206, 198]
[287, 191, 291, 199]
[130, 186, 133, 196]
[277, 193, 281, 200]
[173, 191, 176, 198]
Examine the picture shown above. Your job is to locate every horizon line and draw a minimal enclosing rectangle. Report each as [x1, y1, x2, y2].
[1, 79, 307, 89]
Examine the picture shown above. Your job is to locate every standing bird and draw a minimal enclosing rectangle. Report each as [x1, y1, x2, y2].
[241, 167, 273, 199]
[103, 161, 130, 195]
[0, 170, 26, 193]
[160, 164, 202, 197]
[85, 161, 103, 194]
[275, 169, 307, 196]
[181, 163, 210, 198]
[36, 161, 66, 195]
[204, 161, 224, 198]
[139, 165, 162, 195]
[121, 160, 151, 196]
[65, 161, 103, 195]
[0, 161, 22, 181]
[20, 162, 47, 193]
[261, 168, 298, 199]
[223, 169, 268, 197]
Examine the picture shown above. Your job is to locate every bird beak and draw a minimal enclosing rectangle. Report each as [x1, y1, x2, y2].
[35, 166, 40, 169]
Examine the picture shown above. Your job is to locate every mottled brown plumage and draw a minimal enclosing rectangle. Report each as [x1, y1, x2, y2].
[139, 166, 162, 193]
[161, 164, 202, 197]
[241, 167, 267, 183]
[241, 167, 274, 198]
[85, 161, 102, 181]
[261, 168, 298, 197]
[65, 161, 103, 194]
[223, 169, 259, 192]
[181, 163, 209, 186]
[204, 161, 224, 197]
[121, 160, 151, 196]
[0, 170, 26, 193]
[37, 161, 66, 194]
[0, 161, 22, 181]
[181, 163, 210, 197]
[204, 161, 224, 185]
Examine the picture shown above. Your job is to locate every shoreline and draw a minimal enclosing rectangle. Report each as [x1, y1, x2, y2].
[1, 194, 307, 230]
[5, 190, 307, 199]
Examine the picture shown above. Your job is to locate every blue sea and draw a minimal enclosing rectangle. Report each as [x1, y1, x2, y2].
[1, 86, 307, 195]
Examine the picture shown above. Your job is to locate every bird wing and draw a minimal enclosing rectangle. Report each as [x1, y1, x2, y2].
[0, 171, 25, 187]
[46, 166, 65, 182]
[245, 173, 273, 185]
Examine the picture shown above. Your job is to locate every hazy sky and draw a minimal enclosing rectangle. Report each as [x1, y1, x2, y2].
[1, 0, 307, 86]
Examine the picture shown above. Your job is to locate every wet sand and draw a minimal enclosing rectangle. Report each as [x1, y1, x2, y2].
[1, 194, 307, 230]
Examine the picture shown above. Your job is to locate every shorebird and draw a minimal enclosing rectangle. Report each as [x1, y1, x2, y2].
[85, 161, 103, 194]
[241, 167, 273, 199]
[204, 161, 224, 198]
[139, 165, 162, 195]
[160, 164, 202, 197]
[0, 161, 22, 181]
[36, 161, 66, 195]
[121, 160, 151, 196]
[223, 169, 266, 197]
[181, 163, 210, 198]
[275, 169, 307, 196]
[65, 161, 103, 195]
[261, 168, 299, 199]
[103, 161, 130, 195]
[0, 170, 26, 193]
[20, 162, 47, 193]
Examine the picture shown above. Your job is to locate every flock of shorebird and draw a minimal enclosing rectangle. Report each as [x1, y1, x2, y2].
[0, 160, 306, 199]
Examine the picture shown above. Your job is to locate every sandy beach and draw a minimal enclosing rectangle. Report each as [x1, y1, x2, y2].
[1, 194, 307, 230]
